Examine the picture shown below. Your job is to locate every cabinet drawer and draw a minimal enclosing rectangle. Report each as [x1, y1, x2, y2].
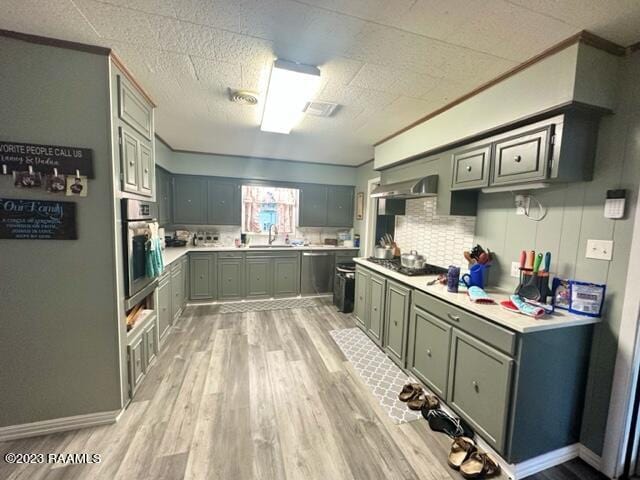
[408, 306, 451, 398]
[451, 145, 491, 190]
[492, 126, 551, 185]
[448, 330, 514, 452]
[118, 75, 153, 140]
[218, 251, 244, 259]
[413, 290, 516, 355]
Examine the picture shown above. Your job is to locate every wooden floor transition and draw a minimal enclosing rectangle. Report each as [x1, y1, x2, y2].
[0, 299, 606, 480]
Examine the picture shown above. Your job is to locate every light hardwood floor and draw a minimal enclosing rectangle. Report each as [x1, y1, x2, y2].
[0, 300, 605, 480]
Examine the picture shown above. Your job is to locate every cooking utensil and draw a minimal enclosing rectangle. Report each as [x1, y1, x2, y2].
[518, 253, 543, 300]
[524, 250, 535, 270]
[373, 246, 395, 259]
[533, 253, 543, 273]
[519, 250, 526, 270]
[401, 250, 426, 269]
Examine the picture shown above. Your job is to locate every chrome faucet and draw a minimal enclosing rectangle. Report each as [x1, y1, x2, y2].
[268, 224, 278, 245]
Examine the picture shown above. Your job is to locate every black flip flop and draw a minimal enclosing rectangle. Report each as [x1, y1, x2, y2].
[423, 409, 474, 438]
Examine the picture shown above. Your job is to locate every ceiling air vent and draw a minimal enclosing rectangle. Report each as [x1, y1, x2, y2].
[228, 88, 259, 106]
[304, 101, 339, 117]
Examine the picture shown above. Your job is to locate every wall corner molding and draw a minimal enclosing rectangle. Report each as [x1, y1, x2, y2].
[0, 410, 122, 442]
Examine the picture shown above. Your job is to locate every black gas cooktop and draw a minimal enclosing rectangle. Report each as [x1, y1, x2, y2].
[366, 257, 448, 276]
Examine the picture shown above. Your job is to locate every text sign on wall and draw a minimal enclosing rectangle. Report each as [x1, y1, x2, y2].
[0, 198, 77, 240]
[0, 141, 94, 178]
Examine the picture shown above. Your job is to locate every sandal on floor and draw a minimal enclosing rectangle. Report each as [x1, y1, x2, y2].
[398, 383, 423, 402]
[407, 392, 439, 411]
[460, 451, 500, 479]
[448, 437, 476, 470]
[424, 409, 474, 438]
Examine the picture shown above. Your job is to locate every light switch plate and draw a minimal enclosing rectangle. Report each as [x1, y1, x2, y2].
[586, 239, 614, 261]
[510, 261, 521, 278]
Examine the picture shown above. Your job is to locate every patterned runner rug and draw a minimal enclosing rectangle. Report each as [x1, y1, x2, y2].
[215, 296, 330, 314]
[329, 327, 422, 424]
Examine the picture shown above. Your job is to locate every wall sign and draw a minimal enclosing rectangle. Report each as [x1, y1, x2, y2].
[0, 198, 77, 240]
[0, 141, 94, 178]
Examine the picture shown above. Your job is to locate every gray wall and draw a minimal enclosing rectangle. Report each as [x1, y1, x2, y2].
[353, 160, 378, 237]
[474, 50, 640, 455]
[0, 38, 121, 426]
[156, 139, 357, 186]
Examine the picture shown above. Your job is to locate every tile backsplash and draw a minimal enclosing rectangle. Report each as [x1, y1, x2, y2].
[394, 198, 476, 268]
[166, 224, 345, 245]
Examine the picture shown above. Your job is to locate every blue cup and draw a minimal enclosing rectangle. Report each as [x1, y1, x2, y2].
[461, 264, 489, 289]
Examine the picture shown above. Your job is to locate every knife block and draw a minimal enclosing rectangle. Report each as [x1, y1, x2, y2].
[518, 270, 551, 300]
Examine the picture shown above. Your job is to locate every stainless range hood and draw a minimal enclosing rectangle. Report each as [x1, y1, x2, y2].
[370, 175, 438, 199]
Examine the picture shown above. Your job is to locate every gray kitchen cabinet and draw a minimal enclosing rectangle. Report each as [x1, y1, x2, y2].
[354, 266, 369, 329]
[120, 127, 140, 194]
[447, 330, 514, 453]
[127, 335, 145, 397]
[118, 74, 153, 140]
[383, 280, 411, 367]
[301, 251, 335, 295]
[217, 254, 244, 300]
[407, 305, 452, 398]
[451, 144, 491, 190]
[156, 167, 172, 225]
[491, 125, 552, 186]
[144, 320, 158, 365]
[157, 272, 171, 341]
[173, 176, 207, 225]
[367, 273, 386, 345]
[181, 256, 189, 308]
[246, 256, 271, 298]
[273, 256, 299, 297]
[327, 186, 354, 227]
[139, 142, 153, 196]
[207, 179, 241, 225]
[171, 261, 185, 322]
[299, 184, 328, 227]
[189, 253, 216, 300]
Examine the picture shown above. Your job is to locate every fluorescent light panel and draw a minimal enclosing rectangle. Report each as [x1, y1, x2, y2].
[261, 59, 321, 134]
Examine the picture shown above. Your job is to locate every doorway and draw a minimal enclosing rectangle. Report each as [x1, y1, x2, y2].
[363, 177, 380, 257]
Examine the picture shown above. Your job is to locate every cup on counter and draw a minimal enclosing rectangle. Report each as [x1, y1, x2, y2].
[461, 263, 489, 289]
[447, 266, 460, 293]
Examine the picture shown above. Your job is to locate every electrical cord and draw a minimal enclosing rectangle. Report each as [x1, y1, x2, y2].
[510, 191, 548, 221]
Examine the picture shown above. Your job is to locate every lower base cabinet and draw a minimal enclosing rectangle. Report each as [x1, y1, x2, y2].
[367, 273, 386, 345]
[218, 254, 244, 300]
[190, 253, 216, 300]
[171, 261, 185, 322]
[246, 256, 271, 298]
[383, 280, 411, 367]
[354, 266, 369, 329]
[273, 255, 299, 297]
[126, 311, 157, 398]
[157, 272, 171, 341]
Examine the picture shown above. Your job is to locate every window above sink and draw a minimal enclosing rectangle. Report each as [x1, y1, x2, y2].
[241, 185, 299, 234]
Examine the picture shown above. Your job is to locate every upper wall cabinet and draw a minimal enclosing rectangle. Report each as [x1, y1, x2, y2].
[207, 179, 241, 225]
[299, 184, 355, 228]
[156, 167, 172, 225]
[173, 176, 207, 224]
[450, 111, 600, 191]
[113, 65, 155, 198]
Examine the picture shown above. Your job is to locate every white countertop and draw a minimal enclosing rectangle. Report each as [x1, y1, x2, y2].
[162, 245, 360, 266]
[354, 258, 599, 334]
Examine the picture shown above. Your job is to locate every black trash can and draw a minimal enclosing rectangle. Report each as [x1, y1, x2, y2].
[334, 262, 356, 313]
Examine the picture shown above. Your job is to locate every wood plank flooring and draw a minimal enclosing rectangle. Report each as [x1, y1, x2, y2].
[0, 299, 606, 480]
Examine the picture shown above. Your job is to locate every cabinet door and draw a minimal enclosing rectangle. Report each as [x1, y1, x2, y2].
[327, 186, 354, 227]
[354, 267, 369, 330]
[207, 179, 241, 225]
[118, 75, 153, 140]
[157, 278, 171, 341]
[156, 168, 172, 225]
[246, 257, 271, 298]
[128, 336, 145, 397]
[217, 257, 244, 300]
[120, 128, 139, 194]
[448, 330, 514, 452]
[145, 322, 157, 365]
[299, 184, 328, 226]
[367, 273, 386, 345]
[491, 126, 552, 186]
[189, 254, 216, 300]
[173, 176, 207, 224]
[384, 280, 411, 367]
[273, 257, 299, 297]
[451, 145, 491, 190]
[171, 265, 183, 320]
[407, 306, 451, 398]
[181, 257, 189, 308]
[139, 142, 153, 196]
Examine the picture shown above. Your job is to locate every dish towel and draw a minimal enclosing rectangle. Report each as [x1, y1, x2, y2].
[145, 222, 164, 278]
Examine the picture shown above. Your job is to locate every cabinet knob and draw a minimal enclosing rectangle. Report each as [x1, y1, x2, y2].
[447, 313, 460, 322]
[394, 320, 398, 326]
[200, 275, 204, 279]
[472, 381, 479, 392]
[514, 155, 522, 163]
[144, 168, 149, 173]
[373, 307, 377, 312]
[426, 349, 432, 357]
[129, 160, 135, 166]
[466, 166, 472, 172]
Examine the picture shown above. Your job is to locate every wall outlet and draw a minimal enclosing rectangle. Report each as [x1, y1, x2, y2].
[515, 195, 530, 215]
[510, 261, 521, 278]
[586, 239, 614, 261]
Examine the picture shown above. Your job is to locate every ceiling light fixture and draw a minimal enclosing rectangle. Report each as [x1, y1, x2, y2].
[260, 59, 321, 134]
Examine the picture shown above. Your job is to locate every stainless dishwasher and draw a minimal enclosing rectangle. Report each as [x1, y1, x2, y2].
[301, 251, 335, 295]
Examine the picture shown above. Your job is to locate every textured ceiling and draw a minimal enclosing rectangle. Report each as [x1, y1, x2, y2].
[3, 0, 640, 166]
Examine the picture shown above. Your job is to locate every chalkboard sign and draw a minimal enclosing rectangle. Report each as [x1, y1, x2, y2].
[0, 198, 77, 240]
[0, 141, 94, 178]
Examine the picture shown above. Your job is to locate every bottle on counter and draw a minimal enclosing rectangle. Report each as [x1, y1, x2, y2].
[447, 266, 460, 293]
[285, 234, 290, 245]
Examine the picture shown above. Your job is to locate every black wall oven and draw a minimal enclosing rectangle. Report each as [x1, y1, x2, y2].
[122, 199, 158, 308]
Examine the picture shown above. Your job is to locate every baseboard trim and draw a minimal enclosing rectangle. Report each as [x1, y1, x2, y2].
[506, 444, 581, 479]
[0, 410, 121, 442]
[579, 445, 602, 471]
